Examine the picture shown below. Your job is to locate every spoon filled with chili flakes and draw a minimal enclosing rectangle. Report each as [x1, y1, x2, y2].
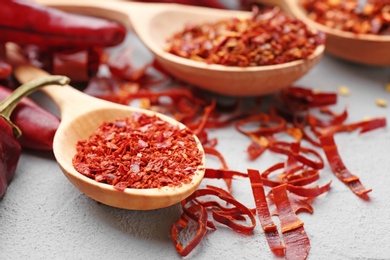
[13, 61, 205, 211]
[33, 0, 325, 96]
[255, 0, 390, 66]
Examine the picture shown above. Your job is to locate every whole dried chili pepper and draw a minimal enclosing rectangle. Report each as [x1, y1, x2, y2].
[0, 0, 126, 49]
[0, 86, 60, 151]
[0, 75, 69, 198]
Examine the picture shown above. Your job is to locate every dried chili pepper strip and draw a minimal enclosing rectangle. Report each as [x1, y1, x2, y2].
[318, 117, 387, 136]
[192, 99, 216, 136]
[204, 168, 248, 179]
[319, 134, 372, 197]
[247, 169, 285, 257]
[279, 86, 338, 110]
[203, 146, 234, 190]
[272, 183, 310, 260]
[316, 117, 386, 196]
[185, 188, 256, 234]
[0, 0, 126, 48]
[260, 161, 320, 187]
[171, 204, 208, 257]
[182, 202, 216, 230]
[286, 182, 331, 198]
[269, 141, 324, 169]
[307, 107, 348, 128]
[271, 193, 314, 215]
[235, 113, 286, 136]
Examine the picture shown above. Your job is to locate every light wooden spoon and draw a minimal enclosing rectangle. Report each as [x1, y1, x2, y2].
[34, 0, 325, 96]
[258, 0, 390, 66]
[13, 63, 206, 210]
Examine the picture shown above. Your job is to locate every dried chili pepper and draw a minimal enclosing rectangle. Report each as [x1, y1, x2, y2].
[72, 113, 203, 189]
[0, 86, 60, 151]
[301, 0, 390, 35]
[0, 75, 69, 198]
[166, 6, 325, 67]
[0, 59, 12, 80]
[0, 0, 126, 49]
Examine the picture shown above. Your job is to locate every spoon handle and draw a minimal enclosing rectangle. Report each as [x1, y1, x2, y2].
[255, 0, 301, 16]
[14, 64, 109, 122]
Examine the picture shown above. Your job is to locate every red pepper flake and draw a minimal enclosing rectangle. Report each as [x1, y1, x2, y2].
[166, 6, 324, 67]
[72, 112, 203, 189]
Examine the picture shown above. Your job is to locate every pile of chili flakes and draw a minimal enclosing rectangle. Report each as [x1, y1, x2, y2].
[72, 113, 204, 190]
[301, 0, 390, 35]
[166, 5, 325, 66]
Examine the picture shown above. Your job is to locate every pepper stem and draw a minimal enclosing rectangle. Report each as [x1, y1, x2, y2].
[0, 75, 70, 138]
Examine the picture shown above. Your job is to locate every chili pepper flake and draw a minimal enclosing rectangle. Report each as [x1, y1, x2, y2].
[385, 83, 390, 92]
[375, 98, 388, 107]
[72, 113, 203, 189]
[338, 86, 350, 96]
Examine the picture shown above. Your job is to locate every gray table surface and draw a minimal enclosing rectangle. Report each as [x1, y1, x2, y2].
[1, 44, 390, 260]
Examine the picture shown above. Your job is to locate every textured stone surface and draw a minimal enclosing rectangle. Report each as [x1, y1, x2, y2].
[1, 46, 390, 259]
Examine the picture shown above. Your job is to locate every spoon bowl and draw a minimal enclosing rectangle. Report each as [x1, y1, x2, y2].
[35, 0, 325, 96]
[14, 64, 206, 210]
[258, 0, 390, 66]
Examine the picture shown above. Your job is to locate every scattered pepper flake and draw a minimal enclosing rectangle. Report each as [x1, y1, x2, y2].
[338, 86, 350, 96]
[376, 98, 388, 107]
[385, 83, 390, 92]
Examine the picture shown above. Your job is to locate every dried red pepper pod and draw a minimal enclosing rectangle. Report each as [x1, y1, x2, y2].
[0, 86, 61, 151]
[0, 75, 69, 198]
[0, 0, 126, 49]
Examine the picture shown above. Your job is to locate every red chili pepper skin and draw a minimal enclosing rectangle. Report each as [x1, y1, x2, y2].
[0, 0, 127, 48]
[0, 58, 12, 80]
[134, 0, 227, 9]
[0, 117, 21, 198]
[0, 86, 60, 151]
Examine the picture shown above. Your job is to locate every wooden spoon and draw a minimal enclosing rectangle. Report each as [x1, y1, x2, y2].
[258, 0, 390, 66]
[13, 63, 206, 210]
[33, 0, 325, 96]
